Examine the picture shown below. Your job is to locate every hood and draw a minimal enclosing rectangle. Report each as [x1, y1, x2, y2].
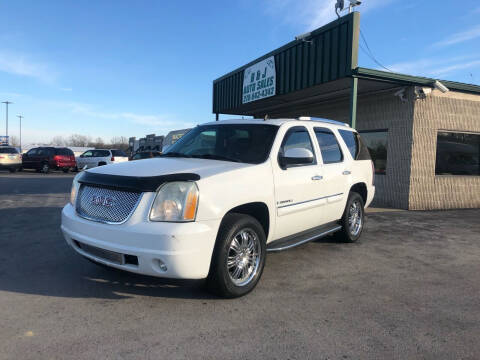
[86, 157, 251, 179]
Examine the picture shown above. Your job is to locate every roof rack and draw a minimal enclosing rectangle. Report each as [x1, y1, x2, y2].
[297, 116, 350, 127]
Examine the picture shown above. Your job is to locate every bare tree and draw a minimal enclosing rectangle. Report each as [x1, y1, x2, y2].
[67, 134, 91, 147]
[87, 137, 105, 149]
[9, 135, 20, 147]
[50, 135, 65, 146]
[110, 136, 129, 151]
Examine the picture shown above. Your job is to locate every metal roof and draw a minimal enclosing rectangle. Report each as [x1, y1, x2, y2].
[213, 12, 360, 114]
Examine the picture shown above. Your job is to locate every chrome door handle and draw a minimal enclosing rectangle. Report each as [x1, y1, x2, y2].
[311, 175, 323, 181]
[342, 170, 351, 175]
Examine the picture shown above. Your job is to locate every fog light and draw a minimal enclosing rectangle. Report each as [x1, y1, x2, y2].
[155, 259, 168, 272]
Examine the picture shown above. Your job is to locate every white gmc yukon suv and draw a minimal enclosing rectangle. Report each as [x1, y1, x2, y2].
[62, 118, 374, 297]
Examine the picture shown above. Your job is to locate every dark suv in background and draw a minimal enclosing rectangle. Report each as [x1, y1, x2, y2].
[22, 147, 76, 173]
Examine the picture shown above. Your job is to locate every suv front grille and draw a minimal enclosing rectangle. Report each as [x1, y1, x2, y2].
[76, 185, 142, 223]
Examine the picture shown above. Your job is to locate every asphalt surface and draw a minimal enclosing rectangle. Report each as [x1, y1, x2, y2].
[0, 171, 479, 359]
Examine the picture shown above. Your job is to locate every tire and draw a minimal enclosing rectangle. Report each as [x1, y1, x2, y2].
[207, 213, 266, 298]
[98, 162, 106, 166]
[335, 192, 365, 243]
[41, 162, 50, 174]
[8, 167, 17, 173]
[62, 168, 69, 173]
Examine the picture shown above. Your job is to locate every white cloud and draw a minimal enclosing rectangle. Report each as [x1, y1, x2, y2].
[387, 55, 480, 78]
[432, 24, 480, 47]
[0, 51, 57, 83]
[263, 0, 394, 30]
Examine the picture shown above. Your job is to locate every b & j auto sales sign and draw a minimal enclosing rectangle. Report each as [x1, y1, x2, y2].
[242, 56, 276, 104]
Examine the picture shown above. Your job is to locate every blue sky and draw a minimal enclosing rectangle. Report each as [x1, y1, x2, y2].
[0, 0, 479, 144]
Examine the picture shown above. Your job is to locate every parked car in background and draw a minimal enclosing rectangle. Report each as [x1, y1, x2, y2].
[130, 151, 162, 161]
[22, 147, 76, 173]
[0, 146, 22, 172]
[76, 149, 128, 170]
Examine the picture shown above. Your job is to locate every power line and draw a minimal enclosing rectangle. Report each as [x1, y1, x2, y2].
[359, 29, 394, 73]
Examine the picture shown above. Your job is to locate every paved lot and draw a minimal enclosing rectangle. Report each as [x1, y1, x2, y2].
[0, 172, 479, 359]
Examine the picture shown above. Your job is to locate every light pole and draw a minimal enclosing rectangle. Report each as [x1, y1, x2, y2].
[17, 115, 23, 150]
[2, 101, 13, 143]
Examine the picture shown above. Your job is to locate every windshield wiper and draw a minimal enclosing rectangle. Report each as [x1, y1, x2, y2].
[191, 154, 241, 163]
[161, 152, 192, 158]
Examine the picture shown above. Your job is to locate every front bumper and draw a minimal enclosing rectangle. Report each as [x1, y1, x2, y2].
[61, 202, 221, 279]
[0, 163, 21, 170]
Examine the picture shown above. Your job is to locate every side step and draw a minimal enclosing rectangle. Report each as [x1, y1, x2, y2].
[267, 221, 342, 252]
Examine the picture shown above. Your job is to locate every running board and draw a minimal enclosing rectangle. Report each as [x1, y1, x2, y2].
[267, 222, 342, 252]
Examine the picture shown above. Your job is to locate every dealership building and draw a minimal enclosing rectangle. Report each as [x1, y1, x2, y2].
[212, 12, 480, 210]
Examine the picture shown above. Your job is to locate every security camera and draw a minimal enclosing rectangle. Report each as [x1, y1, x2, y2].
[433, 80, 449, 93]
[295, 31, 312, 41]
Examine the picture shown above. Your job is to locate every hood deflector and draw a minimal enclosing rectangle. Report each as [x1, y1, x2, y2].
[78, 171, 201, 192]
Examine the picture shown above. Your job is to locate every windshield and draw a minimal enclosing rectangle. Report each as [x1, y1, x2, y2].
[164, 124, 279, 164]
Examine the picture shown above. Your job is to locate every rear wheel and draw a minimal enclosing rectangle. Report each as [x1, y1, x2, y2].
[8, 167, 17, 173]
[335, 192, 365, 243]
[207, 213, 266, 298]
[41, 162, 50, 174]
[62, 168, 69, 173]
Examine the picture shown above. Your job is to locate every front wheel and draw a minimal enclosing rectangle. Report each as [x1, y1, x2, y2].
[41, 163, 50, 174]
[207, 213, 266, 298]
[335, 192, 365, 243]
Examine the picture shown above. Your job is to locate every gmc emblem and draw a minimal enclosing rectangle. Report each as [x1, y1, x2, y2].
[91, 195, 114, 207]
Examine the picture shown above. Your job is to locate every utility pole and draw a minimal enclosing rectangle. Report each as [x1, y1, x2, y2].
[17, 115, 23, 150]
[2, 101, 13, 143]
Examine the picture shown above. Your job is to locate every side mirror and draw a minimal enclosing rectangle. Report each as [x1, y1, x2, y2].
[279, 148, 314, 168]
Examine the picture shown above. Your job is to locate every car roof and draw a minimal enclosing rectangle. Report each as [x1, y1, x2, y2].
[201, 117, 351, 129]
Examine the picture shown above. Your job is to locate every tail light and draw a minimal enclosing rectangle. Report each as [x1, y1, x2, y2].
[53, 155, 61, 161]
[371, 160, 375, 186]
[111, 157, 115, 161]
[0, 156, 4, 159]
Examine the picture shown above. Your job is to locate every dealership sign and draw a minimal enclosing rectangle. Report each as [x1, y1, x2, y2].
[0, 136, 8, 145]
[242, 56, 276, 104]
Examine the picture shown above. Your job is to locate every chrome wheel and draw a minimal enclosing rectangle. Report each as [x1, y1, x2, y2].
[227, 228, 261, 287]
[348, 200, 363, 236]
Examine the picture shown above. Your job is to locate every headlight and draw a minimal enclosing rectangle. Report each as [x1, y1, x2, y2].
[70, 173, 81, 206]
[150, 181, 199, 222]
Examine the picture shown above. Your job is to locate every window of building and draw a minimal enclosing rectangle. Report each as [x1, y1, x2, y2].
[435, 131, 480, 176]
[314, 128, 343, 164]
[358, 130, 388, 174]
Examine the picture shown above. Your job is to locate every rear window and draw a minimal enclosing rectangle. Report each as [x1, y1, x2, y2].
[111, 150, 127, 157]
[338, 129, 371, 160]
[55, 148, 73, 156]
[93, 150, 111, 157]
[0, 147, 18, 154]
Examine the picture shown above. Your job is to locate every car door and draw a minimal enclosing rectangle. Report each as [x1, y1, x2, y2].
[22, 148, 38, 168]
[272, 125, 327, 239]
[313, 127, 350, 223]
[78, 150, 93, 169]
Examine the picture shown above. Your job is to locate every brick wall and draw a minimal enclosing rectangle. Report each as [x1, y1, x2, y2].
[409, 90, 480, 209]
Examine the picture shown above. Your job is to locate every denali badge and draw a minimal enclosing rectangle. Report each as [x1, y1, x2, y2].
[91, 195, 114, 207]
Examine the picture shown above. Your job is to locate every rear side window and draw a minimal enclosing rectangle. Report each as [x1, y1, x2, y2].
[314, 128, 343, 164]
[93, 150, 110, 157]
[55, 148, 73, 156]
[111, 150, 127, 157]
[338, 129, 371, 160]
[0, 147, 18, 154]
[37, 148, 53, 156]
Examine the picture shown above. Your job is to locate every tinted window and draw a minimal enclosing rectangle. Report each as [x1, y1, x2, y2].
[280, 127, 315, 157]
[359, 130, 388, 174]
[133, 152, 150, 160]
[338, 129, 358, 159]
[55, 148, 73, 155]
[435, 131, 479, 175]
[314, 128, 343, 164]
[37, 148, 53, 156]
[0, 147, 18, 154]
[82, 151, 93, 157]
[165, 124, 278, 164]
[112, 150, 127, 157]
[26, 148, 38, 156]
[93, 150, 110, 157]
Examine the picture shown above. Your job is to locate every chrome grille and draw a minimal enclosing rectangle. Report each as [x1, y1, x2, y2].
[76, 185, 142, 223]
